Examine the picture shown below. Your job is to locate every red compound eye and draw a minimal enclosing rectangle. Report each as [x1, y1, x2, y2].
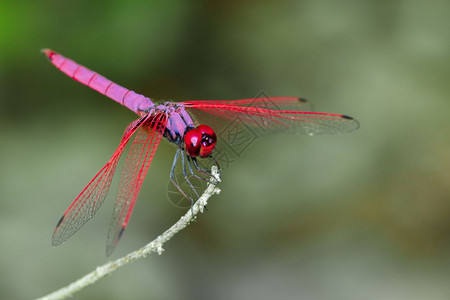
[197, 125, 217, 158]
[197, 125, 215, 139]
[184, 128, 202, 157]
[184, 125, 217, 158]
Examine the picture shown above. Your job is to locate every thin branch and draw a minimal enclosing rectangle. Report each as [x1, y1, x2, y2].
[37, 166, 221, 300]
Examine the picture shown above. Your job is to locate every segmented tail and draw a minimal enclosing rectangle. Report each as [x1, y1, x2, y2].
[42, 49, 154, 115]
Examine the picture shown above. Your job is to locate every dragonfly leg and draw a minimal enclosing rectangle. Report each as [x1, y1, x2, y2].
[169, 149, 219, 213]
[188, 157, 218, 185]
[190, 157, 210, 176]
[181, 151, 200, 200]
[170, 149, 195, 206]
[192, 156, 221, 184]
[169, 148, 206, 215]
[185, 154, 210, 182]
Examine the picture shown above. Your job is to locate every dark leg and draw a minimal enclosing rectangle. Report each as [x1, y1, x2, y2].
[192, 156, 221, 183]
[181, 151, 200, 200]
[186, 155, 211, 183]
[191, 157, 211, 176]
[169, 149, 220, 213]
[170, 148, 194, 203]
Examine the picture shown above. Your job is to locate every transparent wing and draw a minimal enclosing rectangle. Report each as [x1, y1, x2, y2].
[183, 97, 359, 136]
[105, 113, 167, 256]
[52, 115, 151, 247]
[182, 97, 359, 171]
[183, 96, 314, 111]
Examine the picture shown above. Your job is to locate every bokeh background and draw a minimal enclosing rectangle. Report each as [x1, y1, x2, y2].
[1, 0, 450, 299]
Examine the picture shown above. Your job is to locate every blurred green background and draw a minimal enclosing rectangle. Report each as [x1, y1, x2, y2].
[1, 0, 450, 299]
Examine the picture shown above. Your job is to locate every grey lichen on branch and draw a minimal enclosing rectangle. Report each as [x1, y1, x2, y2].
[36, 166, 221, 300]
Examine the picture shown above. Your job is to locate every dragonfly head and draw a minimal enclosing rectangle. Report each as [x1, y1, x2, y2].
[184, 125, 217, 158]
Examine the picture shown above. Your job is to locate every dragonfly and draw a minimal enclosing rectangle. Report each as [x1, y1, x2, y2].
[43, 49, 359, 256]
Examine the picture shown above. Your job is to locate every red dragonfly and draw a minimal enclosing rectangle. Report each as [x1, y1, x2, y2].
[43, 49, 359, 255]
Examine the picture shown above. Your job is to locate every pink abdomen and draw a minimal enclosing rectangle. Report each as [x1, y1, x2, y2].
[43, 49, 154, 115]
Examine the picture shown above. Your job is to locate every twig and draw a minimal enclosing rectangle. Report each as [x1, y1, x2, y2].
[36, 166, 221, 300]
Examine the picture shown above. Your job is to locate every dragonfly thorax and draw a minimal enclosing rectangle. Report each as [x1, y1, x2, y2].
[184, 125, 217, 158]
[161, 104, 195, 145]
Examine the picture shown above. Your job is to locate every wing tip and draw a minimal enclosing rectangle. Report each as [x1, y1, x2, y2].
[50, 215, 65, 247]
[342, 115, 360, 131]
[105, 247, 114, 257]
[106, 227, 125, 256]
[298, 97, 309, 103]
[55, 215, 65, 228]
[51, 238, 61, 247]
[51, 235, 63, 247]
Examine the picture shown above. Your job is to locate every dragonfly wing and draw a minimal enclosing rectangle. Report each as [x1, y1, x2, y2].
[106, 113, 167, 256]
[183, 97, 359, 136]
[182, 98, 358, 170]
[184, 96, 314, 112]
[51, 115, 151, 247]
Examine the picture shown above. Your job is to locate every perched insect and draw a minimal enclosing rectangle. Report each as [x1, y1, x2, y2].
[43, 49, 359, 255]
